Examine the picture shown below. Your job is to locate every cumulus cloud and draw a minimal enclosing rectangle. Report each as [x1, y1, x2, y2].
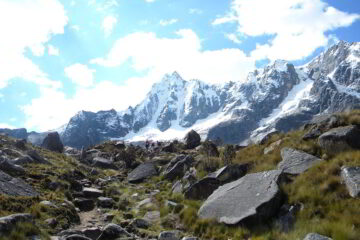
[0, 0, 67, 89]
[159, 19, 178, 26]
[91, 29, 255, 84]
[214, 0, 360, 61]
[48, 44, 60, 56]
[64, 64, 96, 88]
[225, 33, 242, 44]
[102, 15, 117, 36]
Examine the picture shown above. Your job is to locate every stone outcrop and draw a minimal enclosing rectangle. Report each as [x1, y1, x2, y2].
[278, 148, 322, 175]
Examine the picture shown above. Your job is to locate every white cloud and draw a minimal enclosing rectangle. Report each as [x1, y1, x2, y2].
[91, 29, 255, 84]
[145, 0, 155, 3]
[48, 44, 60, 56]
[189, 8, 203, 15]
[20, 92, 27, 97]
[0, 0, 67, 89]
[225, 33, 242, 44]
[102, 15, 117, 36]
[64, 64, 95, 88]
[214, 0, 360, 61]
[70, 1, 76, 6]
[159, 19, 178, 26]
[9, 118, 17, 122]
[0, 93, 3, 98]
[0, 123, 15, 129]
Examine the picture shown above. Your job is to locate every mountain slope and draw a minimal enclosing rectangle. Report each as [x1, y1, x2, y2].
[54, 41, 360, 148]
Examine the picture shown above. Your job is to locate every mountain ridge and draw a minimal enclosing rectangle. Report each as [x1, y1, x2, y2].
[1, 41, 360, 149]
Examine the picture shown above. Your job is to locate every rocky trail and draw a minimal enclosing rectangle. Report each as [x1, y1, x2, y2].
[1, 111, 360, 239]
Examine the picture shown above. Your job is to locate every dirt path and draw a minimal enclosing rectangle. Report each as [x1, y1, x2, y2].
[73, 208, 105, 230]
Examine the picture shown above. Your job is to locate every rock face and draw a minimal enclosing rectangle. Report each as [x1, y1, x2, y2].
[318, 125, 360, 155]
[164, 156, 194, 181]
[41, 132, 64, 153]
[341, 166, 360, 197]
[303, 233, 332, 240]
[127, 162, 158, 183]
[184, 130, 201, 149]
[278, 148, 322, 175]
[198, 170, 284, 225]
[0, 170, 38, 197]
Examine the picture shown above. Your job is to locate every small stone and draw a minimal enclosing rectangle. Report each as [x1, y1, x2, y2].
[82, 188, 103, 198]
[73, 198, 95, 212]
[158, 230, 181, 240]
[341, 166, 360, 198]
[303, 233, 332, 240]
[97, 197, 114, 208]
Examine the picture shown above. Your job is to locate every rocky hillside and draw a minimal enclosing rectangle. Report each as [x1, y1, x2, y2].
[1, 110, 360, 240]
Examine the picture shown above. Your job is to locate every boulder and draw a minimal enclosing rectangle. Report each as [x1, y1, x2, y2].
[171, 181, 183, 194]
[0, 213, 32, 233]
[207, 164, 249, 184]
[92, 157, 118, 170]
[302, 127, 322, 140]
[0, 170, 38, 196]
[14, 139, 27, 149]
[26, 150, 51, 165]
[303, 233, 332, 240]
[131, 218, 150, 229]
[198, 170, 284, 225]
[164, 156, 194, 181]
[97, 197, 114, 208]
[0, 157, 25, 176]
[184, 130, 201, 149]
[73, 198, 95, 212]
[158, 231, 181, 240]
[127, 162, 158, 183]
[318, 125, 360, 155]
[81, 227, 102, 240]
[341, 166, 360, 197]
[184, 177, 220, 200]
[41, 132, 64, 153]
[278, 148, 322, 175]
[162, 142, 176, 153]
[12, 155, 35, 165]
[63, 235, 92, 240]
[143, 211, 160, 223]
[99, 224, 128, 240]
[82, 187, 103, 198]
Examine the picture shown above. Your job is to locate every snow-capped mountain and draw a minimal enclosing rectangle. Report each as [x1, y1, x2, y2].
[50, 41, 360, 148]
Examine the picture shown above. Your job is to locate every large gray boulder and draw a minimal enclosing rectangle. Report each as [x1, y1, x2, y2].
[164, 156, 194, 181]
[184, 130, 201, 149]
[303, 233, 332, 240]
[318, 125, 360, 155]
[341, 166, 360, 197]
[0, 213, 33, 234]
[278, 148, 322, 175]
[0, 157, 25, 176]
[0, 170, 38, 196]
[184, 177, 220, 200]
[127, 162, 158, 183]
[41, 132, 64, 153]
[198, 170, 284, 225]
[207, 164, 249, 184]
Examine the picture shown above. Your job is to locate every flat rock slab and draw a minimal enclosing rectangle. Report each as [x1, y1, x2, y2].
[318, 125, 360, 155]
[198, 170, 283, 225]
[278, 148, 322, 175]
[82, 188, 103, 198]
[127, 162, 158, 183]
[341, 166, 360, 197]
[303, 233, 332, 240]
[0, 170, 38, 197]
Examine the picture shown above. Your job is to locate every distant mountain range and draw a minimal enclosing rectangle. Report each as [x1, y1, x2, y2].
[2, 41, 360, 149]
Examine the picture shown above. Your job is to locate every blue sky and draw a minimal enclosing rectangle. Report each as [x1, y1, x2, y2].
[0, 0, 359, 131]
